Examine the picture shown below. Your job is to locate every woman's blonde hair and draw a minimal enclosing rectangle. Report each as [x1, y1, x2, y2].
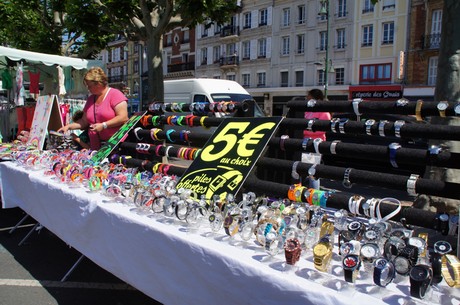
[84, 67, 108, 86]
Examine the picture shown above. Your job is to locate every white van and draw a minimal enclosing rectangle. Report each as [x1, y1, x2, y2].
[164, 78, 253, 105]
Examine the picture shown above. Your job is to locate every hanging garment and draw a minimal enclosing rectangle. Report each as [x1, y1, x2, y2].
[14, 63, 25, 106]
[28, 71, 41, 94]
[1, 69, 13, 90]
[57, 65, 66, 96]
[64, 66, 74, 93]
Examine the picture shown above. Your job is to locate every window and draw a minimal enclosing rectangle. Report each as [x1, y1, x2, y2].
[259, 9, 268, 26]
[338, 0, 347, 18]
[297, 34, 305, 54]
[227, 74, 236, 81]
[213, 46, 221, 63]
[360, 63, 392, 84]
[226, 43, 236, 56]
[383, 0, 396, 10]
[318, 70, 325, 86]
[362, 25, 373, 47]
[430, 9, 442, 48]
[428, 56, 438, 86]
[280, 71, 289, 87]
[363, 0, 374, 14]
[201, 48, 207, 65]
[214, 24, 221, 34]
[282, 8, 290, 27]
[335, 68, 345, 85]
[166, 34, 172, 46]
[320, 31, 327, 51]
[382, 22, 394, 44]
[282, 36, 290, 56]
[202, 25, 208, 37]
[243, 12, 252, 29]
[295, 71, 304, 87]
[242, 41, 250, 59]
[336, 29, 346, 49]
[183, 30, 190, 43]
[258, 38, 267, 58]
[257, 72, 266, 87]
[298, 5, 306, 24]
[242, 73, 251, 87]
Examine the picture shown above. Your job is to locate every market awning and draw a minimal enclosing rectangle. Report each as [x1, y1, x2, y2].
[0, 46, 103, 70]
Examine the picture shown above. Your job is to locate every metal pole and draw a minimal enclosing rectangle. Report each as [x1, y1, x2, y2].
[324, 0, 329, 100]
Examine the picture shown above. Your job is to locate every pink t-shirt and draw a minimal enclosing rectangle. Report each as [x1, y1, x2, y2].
[303, 111, 332, 141]
[83, 87, 127, 150]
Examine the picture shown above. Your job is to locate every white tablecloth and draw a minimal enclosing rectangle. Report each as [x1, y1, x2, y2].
[1, 161, 458, 305]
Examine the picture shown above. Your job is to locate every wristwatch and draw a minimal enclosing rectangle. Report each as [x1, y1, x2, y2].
[407, 174, 419, 196]
[396, 98, 409, 107]
[308, 164, 317, 179]
[264, 230, 281, 256]
[434, 240, 452, 255]
[347, 220, 364, 240]
[373, 257, 396, 287]
[330, 140, 340, 154]
[338, 230, 355, 246]
[313, 138, 323, 154]
[442, 254, 460, 287]
[384, 236, 406, 260]
[365, 119, 376, 136]
[343, 254, 361, 283]
[313, 241, 333, 272]
[340, 241, 360, 257]
[409, 264, 433, 299]
[306, 119, 315, 132]
[394, 120, 405, 138]
[360, 243, 381, 264]
[302, 137, 311, 151]
[388, 142, 402, 168]
[339, 118, 349, 134]
[307, 99, 317, 107]
[394, 256, 412, 276]
[342, 168, 353, 188]
[437, 213, 450, 235]
[330, 118, 340, 133]
[408, 236, 427, 258]
[415, 99, 424, 121]
[378, 120, 389, 137]
[352, 98, 362, 121]
[455, 102, 460, 115]
[437, 100, 449, 117]
[284, 238, 302, 265]
[363, 228, 380, 243]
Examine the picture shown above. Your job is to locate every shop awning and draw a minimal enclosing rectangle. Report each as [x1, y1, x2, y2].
[0, 46, 103, 70]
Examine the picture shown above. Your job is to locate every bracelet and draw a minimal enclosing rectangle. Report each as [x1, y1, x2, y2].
[406, 174, 419, 196]
[378, 120, 389, 137]
[313, 138, 322, 154]
[441, 254, 460, 287]
[166, 129, 176, 143]
[415, 99, 424, 121]
[330, 140, 340, 154]
[339, 118, 349, 134]
[302, 137, 311, 151]
[352, 98, 362, 121]
[342, 168, 353, 188]
[376, 197, 401, 222]
[134, 127, 143, 141]
[280, 135, 289, 151]
[306, 119, 315, 132]
[291, 161, 300, 180]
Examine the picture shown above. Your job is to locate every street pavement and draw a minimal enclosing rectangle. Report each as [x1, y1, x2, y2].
[0, 207, 163, 305]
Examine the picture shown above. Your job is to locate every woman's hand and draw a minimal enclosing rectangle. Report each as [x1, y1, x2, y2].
[57, 125, 69, 133]
[89, 123, 105, 133]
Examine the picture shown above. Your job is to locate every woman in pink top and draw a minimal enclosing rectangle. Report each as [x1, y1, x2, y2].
[303, 89, 331, 141]
[58, 67, 129, 150]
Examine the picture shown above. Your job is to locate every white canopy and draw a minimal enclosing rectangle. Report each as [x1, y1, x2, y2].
[0, 46, 103, 70]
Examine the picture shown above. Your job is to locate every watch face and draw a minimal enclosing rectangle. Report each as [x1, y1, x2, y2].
[343, 255, 359, 269]
[307, 99, 317, 107]
[434, 240, 452, 254]
[365, 230, 378, 241]
[389, 143, 402, 150]
[365, 119, 376, 126]
[410, 265, 430, 281]
[340, 242, 354, 256]
[375, 257, 389, 269]
[455, 103, 460, 115]
[313, 243, 330, 256]
[437, 101, 448, 111]
[308, 166, 316, 176]
[340, 230, 355, 243]
[348, 221, 362, 232]
[394, 256, 410, 274]
[396, 98, 409, 107]
[408, 237, 426, 249]
[361, 243, 380, 258]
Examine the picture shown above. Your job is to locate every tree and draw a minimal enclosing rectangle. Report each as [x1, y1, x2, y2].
[88, 0, 238, 104]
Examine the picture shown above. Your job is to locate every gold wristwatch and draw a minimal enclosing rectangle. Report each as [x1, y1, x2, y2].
[442, 254, 460, 287]
[313, 241, 333, 272]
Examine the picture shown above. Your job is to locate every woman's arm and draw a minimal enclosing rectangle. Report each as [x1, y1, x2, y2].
[57, 113, 90, 133]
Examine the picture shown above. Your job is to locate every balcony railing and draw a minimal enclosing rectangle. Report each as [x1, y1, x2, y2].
[108, 75, 126, 84]
[219, 55, 240, 67]
[167, 62, 195, 73]
[422, 33, 441, 49]
[220, 25, 240, 38]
